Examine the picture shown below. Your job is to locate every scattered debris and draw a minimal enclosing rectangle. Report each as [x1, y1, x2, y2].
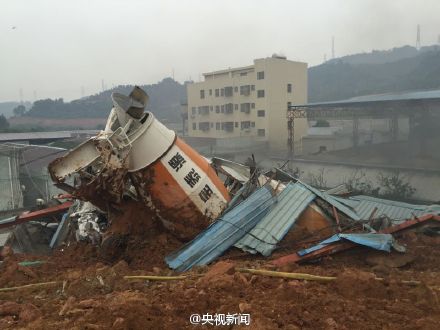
[1, 86, 440, 327]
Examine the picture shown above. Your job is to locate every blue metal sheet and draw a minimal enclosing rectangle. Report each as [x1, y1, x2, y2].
[165, 185, 277, 272]
[50, 213, 68, 249]
[235, 182, 315, 256]
[298, 233, 394, 256]
[333, 195, 440, 221]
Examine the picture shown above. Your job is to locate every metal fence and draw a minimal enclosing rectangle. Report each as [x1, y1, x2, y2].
[0, 143, 67, 212]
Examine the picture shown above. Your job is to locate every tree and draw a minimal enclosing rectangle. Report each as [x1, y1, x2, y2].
[13, 104, 26, 117]
[0, 115, 10, 130]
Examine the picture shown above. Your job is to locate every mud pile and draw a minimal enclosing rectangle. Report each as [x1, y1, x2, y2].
[0, 231, 439, 329]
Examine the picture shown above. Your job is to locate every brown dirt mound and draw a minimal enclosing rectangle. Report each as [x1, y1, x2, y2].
[0, 229, 439, 329]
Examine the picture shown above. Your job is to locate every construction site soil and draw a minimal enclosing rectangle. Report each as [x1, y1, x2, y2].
[0, 228, 439, 329]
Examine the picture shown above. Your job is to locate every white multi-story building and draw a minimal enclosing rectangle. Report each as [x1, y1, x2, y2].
[186, 55, 308, 152]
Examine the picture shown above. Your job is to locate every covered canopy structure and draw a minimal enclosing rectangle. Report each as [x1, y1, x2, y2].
[287, 89, 440, 157]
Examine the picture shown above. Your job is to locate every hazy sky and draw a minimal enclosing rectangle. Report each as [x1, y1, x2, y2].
[1, 0, 440, 102]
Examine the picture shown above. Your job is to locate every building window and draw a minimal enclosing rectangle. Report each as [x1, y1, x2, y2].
[251, 85, 255, 91]
[251, 122, 255, 128]
[191, 107, 196, 115]
[234, 104, 238, 110]
[221, 105, 224, 113]
[251, 103, 255, 109]
[224, 86, 233, 97]
[241, 121, 251, 129]
[257, 71, 264, 80]
[235, 122, 238, 128]
[257, 90, 265, 98]
[223, 122, 234, 132]
[199, 122, 210, 131]
[216, 122, 220, 130]
[220, 88, 224, 97]
[240, 103, 251, 113]
[215, 89, 219, 97]
[234, 86, 238, 93]
[225, 103, 233, 114]
[198, 106, 209, 115]
[200, 90, 205, 99]
[240, 85, 251, 96]
[287, 102, 292, 109]
[210, 123, 213, 128]
[258, 129, 265, 136]
[287, 83, 292, 93]
[192, 123, 196, 130]
[257, 110, 265, 117]
[240, 72, 247, 76]
[210, 106, 213, 112]
[209, 89, 212, 96]
[216, 106, 220, 113]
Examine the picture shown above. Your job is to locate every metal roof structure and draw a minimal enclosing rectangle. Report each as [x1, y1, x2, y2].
[333, 195, 440, 222]
[325, 184, 351, 196]
[292, 89, 440, 109]
[166, 185, 277, 272]
[235, 182, 315, 256]
[166, 180, 370, 271]
[0, 130, 98, 143]
[299, 181, 361, 220]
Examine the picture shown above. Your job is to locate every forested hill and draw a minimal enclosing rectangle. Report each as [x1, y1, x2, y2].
[309, 45, 440, 102]
[18, 45, 440, 119]
[25, 78, 186, 122]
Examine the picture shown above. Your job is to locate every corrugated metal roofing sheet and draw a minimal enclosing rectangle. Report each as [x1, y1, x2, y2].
[235, 182, 315, 256]
[325, 184, 351, 196]
[341, 195, 440, 221]
[165, 185, 277, 272]
[292, 89, 440, 108]
[298, 181, 361, 220]
[298, 233, 395, 256]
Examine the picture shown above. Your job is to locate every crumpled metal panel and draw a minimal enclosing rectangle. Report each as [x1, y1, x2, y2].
[325, 184, 351, 196]
[335, 195, 440, 222]
[297, 233, 395, 256]
[235, 182, 315, 256]
[298, 181, 361, 220]
[165, 185, 276, 272]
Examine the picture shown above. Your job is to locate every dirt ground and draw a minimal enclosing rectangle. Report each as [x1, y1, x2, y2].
[0, 228, 439, 329]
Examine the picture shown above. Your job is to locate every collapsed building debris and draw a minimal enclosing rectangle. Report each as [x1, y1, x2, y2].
[1, 87, 440, 328]
[2, 86, 436, 275]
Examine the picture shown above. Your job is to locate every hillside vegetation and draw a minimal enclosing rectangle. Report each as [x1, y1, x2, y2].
[24, 78, 186, 122]
[5, 45, 440, 123]
[309, 45, 440, 102]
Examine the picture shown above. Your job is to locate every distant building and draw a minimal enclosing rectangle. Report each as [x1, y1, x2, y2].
[186, 55, 308, 153]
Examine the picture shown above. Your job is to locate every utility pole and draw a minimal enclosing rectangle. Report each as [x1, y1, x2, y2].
[416, 24, 421, 50]
[331, 36, 335, 59]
